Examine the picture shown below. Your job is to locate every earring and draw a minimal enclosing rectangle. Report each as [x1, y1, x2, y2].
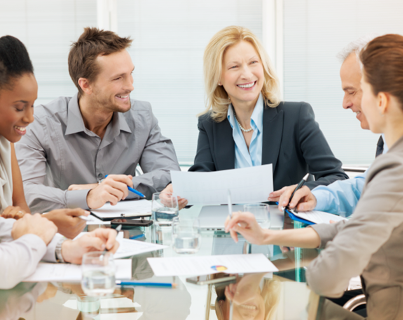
[218, 82, 222, 86]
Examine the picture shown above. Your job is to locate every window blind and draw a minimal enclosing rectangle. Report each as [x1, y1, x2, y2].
[283, 0, 403, 166]
[0, 0, 97, 106]
[117, 0, 263, 164]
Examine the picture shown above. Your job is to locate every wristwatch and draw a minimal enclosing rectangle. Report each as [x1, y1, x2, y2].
[55, 238, 67, 263]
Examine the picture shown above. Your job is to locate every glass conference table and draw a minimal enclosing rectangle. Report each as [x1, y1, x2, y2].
[0, 205, 327, 320]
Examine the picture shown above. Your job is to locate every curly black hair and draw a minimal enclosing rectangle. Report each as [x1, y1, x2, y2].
[0, 35, 34, 90]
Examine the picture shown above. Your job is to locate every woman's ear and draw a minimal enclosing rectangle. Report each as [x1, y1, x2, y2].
[378, 92, 389, 115]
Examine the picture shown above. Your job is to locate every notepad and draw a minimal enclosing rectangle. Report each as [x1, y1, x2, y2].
[287, 209, 347, 225]
[91, 200, 152, 221]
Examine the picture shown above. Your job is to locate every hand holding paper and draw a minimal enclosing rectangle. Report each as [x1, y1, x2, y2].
[171, 164, 273, 205]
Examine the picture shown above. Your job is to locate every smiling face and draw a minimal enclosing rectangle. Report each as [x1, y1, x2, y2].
[340, 53, 369, 129]
[88, 49, 134, 113]
[0, 73, 37, 143]
[220, 41, 264, 109]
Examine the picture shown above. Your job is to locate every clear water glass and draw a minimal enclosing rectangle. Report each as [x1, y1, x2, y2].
[81, 252, 116, 297]
[152, 192, 179, 226]
[243, 203, 270, 227]
[172, 217, 201, 254]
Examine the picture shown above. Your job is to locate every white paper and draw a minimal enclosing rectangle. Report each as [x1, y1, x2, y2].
[73, 233, 167, 259]
[24, 259, 132, 282]
[147, 253, 278, 276]
[114, 238, 167, 259]
[290, 210, 347, 224]
[348, 276, 362, 290]
[171, 164, 273, 205]
[91, 200, 152, 220]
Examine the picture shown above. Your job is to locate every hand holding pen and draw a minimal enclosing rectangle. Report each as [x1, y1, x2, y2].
[87, 174, 145, 209]
[278, 173, 312, 212]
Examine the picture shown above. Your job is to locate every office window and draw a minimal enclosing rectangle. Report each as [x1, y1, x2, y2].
[117, 0, 263, 164]
[283, 0, 403, 166]
[0, 0, 97, 106]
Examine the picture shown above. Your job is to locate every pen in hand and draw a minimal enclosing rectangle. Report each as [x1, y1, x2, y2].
[104, 224, 122, 253]
[227, 189, 233, 218]
[283, 173, 310, 211]
[105, 175, 146, 198]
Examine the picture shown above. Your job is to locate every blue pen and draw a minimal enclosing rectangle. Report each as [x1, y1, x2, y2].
[130, 234, 145, 240]
[116, 281, 177, 288]
[105, 175, 146, 198]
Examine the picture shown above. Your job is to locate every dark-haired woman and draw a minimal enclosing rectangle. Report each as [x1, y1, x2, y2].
[0, 35, 87, 239]
[226, 34, 403, 319]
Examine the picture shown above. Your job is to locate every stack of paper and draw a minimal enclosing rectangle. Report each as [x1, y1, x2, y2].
[288, 209, 347, 225]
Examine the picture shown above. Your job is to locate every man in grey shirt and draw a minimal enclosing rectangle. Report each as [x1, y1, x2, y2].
[16, 28, 180, 212]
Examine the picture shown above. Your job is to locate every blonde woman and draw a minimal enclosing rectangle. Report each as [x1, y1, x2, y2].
[163, 26, 347, 207]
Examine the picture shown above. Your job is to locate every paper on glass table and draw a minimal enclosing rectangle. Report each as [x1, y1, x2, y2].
[113, 238, 168, 259]
[171, 164, 273, 205]
[147, 253, 278, 276]
[24, 259, 132, 282]
[91, 199, 152, 220]
[74, 232, 167, 259]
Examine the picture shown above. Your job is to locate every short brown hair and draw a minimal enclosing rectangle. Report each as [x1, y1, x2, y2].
[68, 27, 132, 96]
[360, 34, 403, 110]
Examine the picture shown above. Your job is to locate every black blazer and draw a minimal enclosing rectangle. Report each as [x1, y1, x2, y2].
[189, 101, 348, 191]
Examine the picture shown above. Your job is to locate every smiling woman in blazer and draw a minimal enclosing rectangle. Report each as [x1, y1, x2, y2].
[163, 26, 347, 208]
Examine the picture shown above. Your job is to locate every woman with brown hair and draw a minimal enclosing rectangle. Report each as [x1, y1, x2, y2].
[226, 34, 403, 319]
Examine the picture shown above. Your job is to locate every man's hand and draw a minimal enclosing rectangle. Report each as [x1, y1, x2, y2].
[1, 206, 27, 220]
[68, 183, 98, 191]
[86, 175, 133, 209]
[61, 228, 120, 264]
[161, 183, 188, 210]
[224, 211, 269, 245]
[44, 209, 88, 239]
[277, 185, 317, 212]
[11, 213, 57, 245]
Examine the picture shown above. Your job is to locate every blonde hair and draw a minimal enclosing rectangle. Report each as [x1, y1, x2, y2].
[200, 26, 281, 122]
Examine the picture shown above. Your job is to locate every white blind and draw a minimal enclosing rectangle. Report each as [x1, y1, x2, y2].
[283, 0, 403, 166]
[117, 0, 263, 164]
[0, 0, 97, 106]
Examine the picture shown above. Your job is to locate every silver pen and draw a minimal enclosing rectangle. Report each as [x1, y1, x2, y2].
[227, 189, 233, 218]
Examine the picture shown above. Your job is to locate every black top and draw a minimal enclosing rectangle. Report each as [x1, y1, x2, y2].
[189, 101, 348, 191]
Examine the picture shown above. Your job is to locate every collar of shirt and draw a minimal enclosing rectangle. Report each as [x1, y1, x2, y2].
[65, 93, 132, 137]
[227, 93, 264, 168]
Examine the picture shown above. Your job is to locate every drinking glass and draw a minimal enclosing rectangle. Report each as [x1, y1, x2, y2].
[243, 203, 270, 227]
[152, 192, 179, 226]
[172, 217, 201, 254]
[81, 252, 116, 297]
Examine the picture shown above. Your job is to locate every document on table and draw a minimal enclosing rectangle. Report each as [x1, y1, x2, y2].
[171, 164, 273, 205]
[74, 232, 167, 259]
[147, 254, 278, 276]
[289, 209, 347, 224]
[24, 259, 132, 282]
[91, 199, 152, 221]
[114, 238, 168, 259]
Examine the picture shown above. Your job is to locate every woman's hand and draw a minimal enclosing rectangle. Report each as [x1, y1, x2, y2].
[224, 211, 269, 245]
[277, 185, 317, 211]
[1, 206, 27, 220]
[44, 208, 89, 239]
[160, 184, 188, 210]
[61, 228, 119, 264]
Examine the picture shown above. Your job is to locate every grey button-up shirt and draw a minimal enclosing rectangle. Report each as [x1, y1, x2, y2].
[15, 94, 180, 212]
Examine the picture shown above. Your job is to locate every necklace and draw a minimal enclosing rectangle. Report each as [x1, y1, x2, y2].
[234, 115, 253, 133]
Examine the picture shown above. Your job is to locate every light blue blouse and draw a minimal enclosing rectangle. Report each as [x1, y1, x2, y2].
[227, 94, 264, 169]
